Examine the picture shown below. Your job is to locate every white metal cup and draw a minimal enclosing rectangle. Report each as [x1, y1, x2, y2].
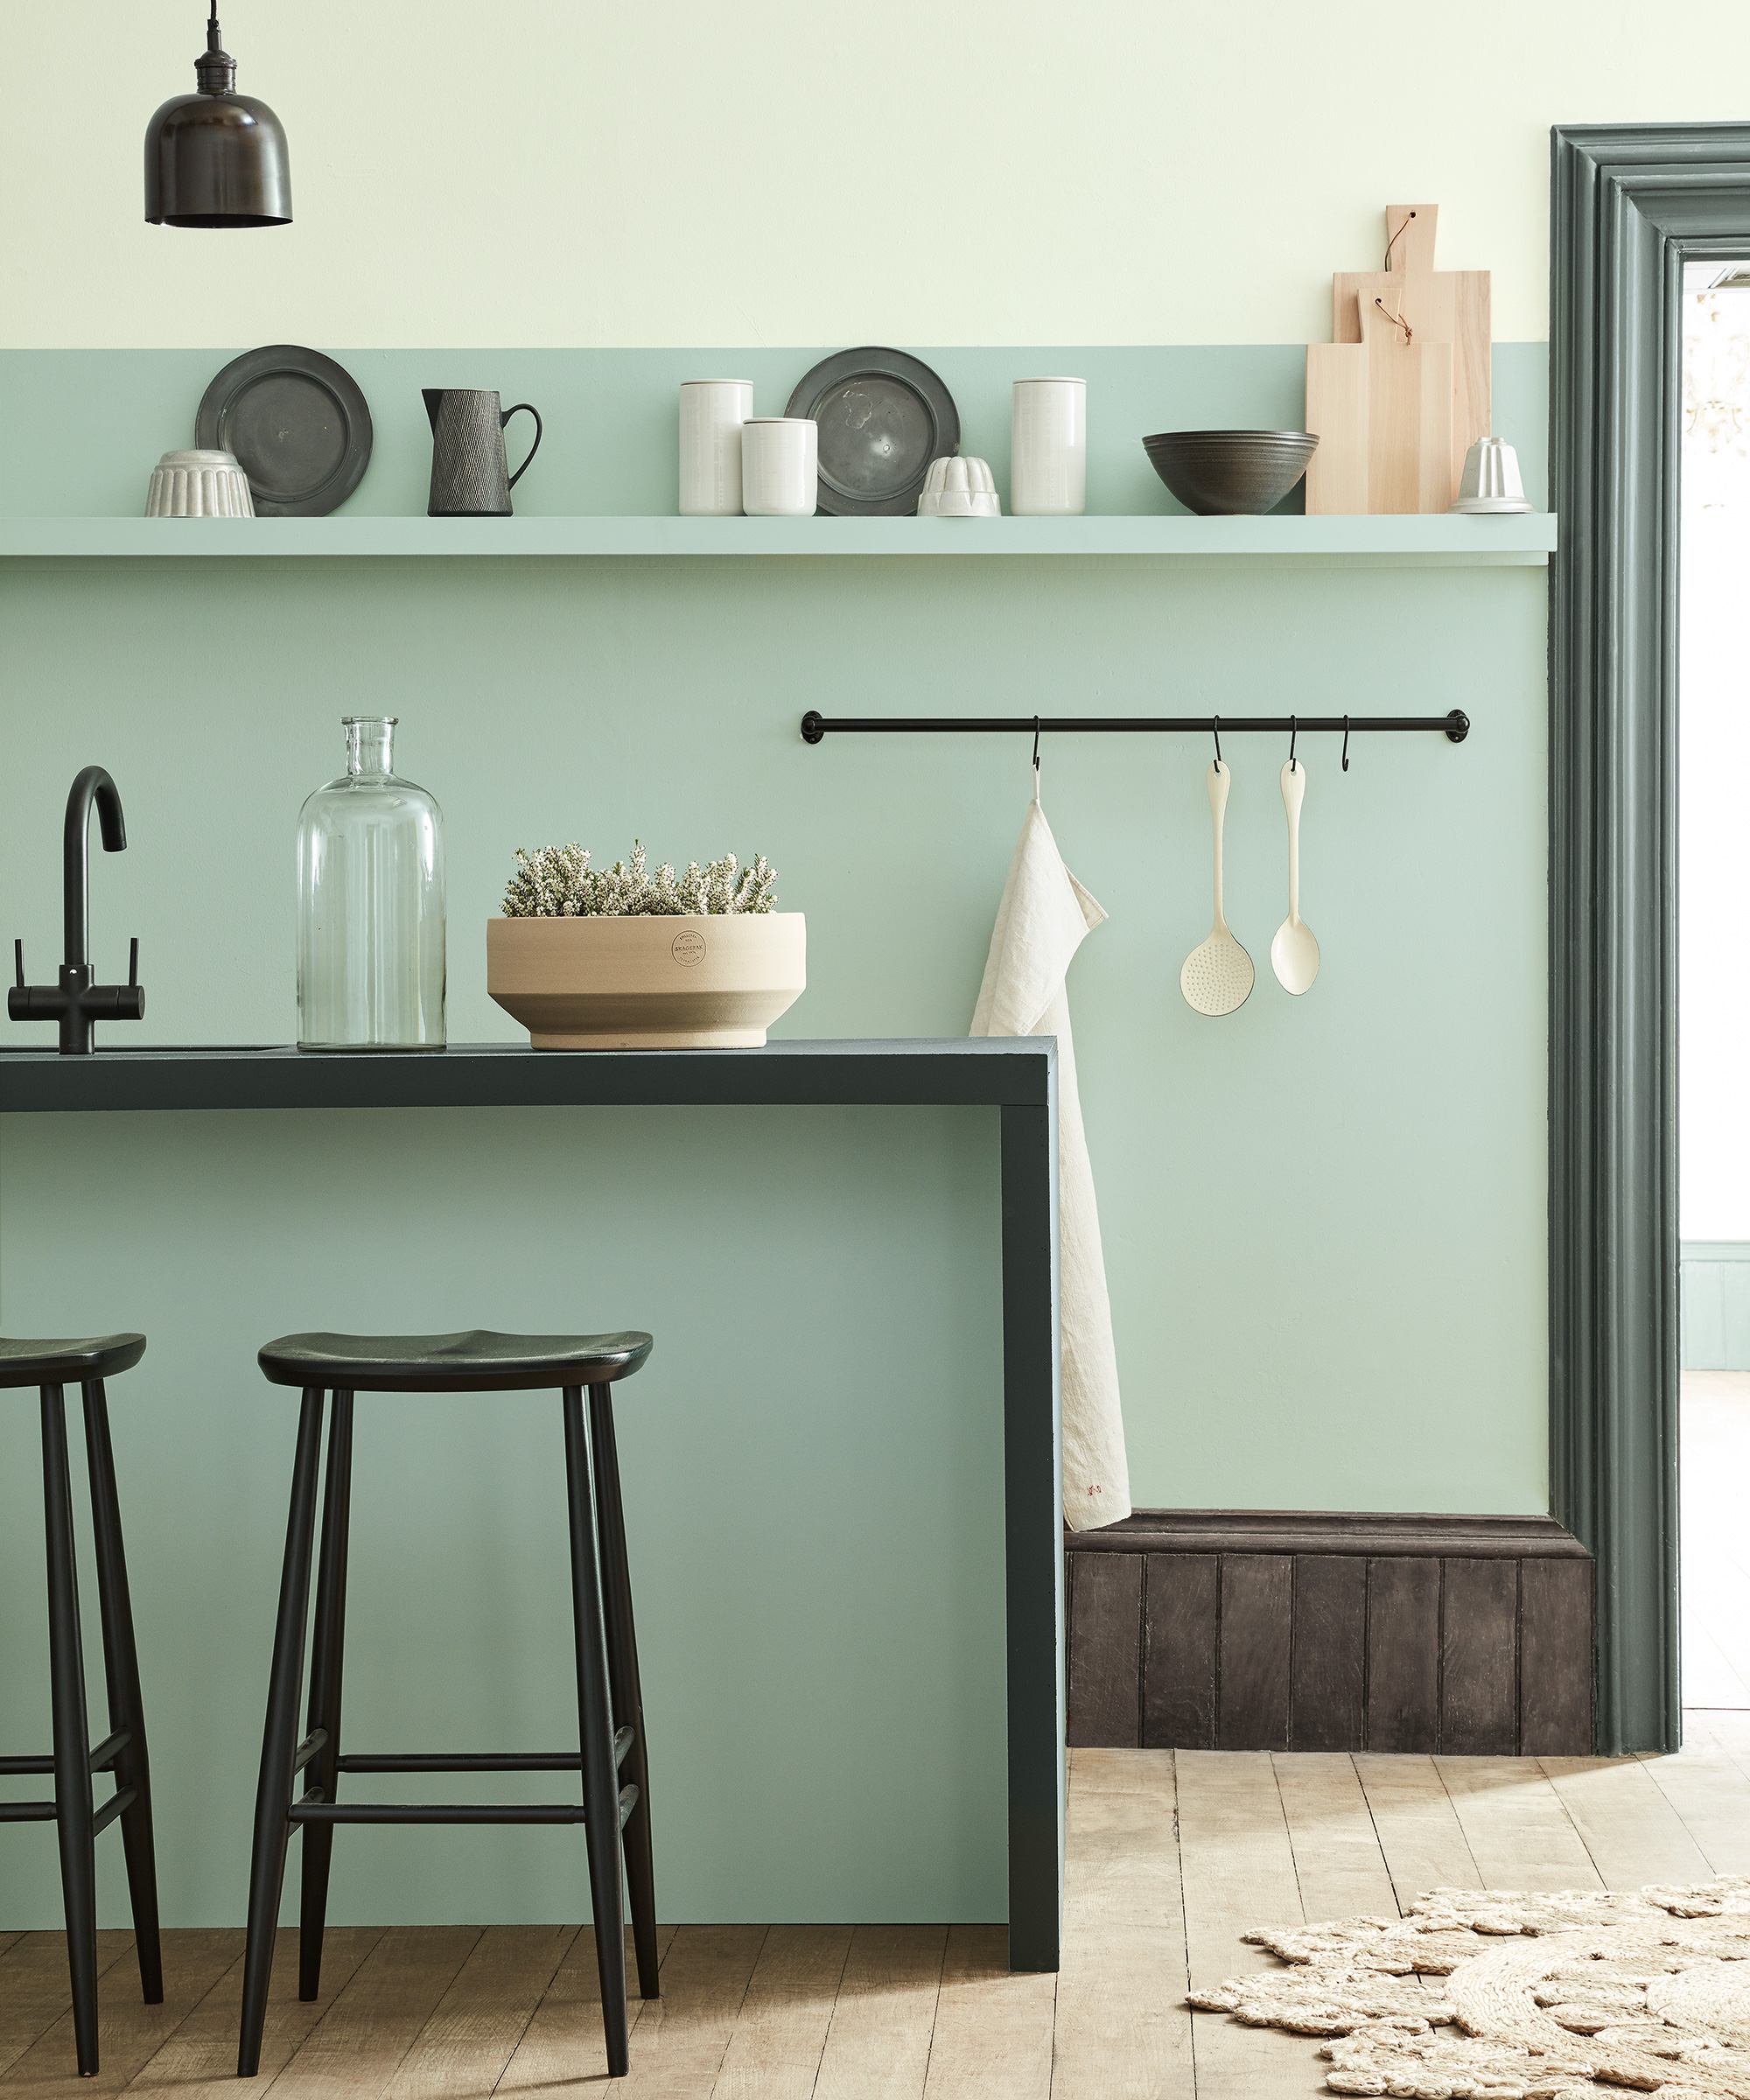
[1011, 377, 1087, 516]
[741, 418, 818, 517]
[679, 379, 752, 516]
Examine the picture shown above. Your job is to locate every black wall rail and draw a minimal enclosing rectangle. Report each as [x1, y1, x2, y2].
[800, 709, 1470, 745]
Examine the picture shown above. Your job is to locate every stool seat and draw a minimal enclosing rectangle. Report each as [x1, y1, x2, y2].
[257, 1328, 653, 1393]
[0, 1334, 146, 1387]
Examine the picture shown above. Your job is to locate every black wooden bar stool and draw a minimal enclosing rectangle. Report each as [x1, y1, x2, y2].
[237, 1328, 659, 2080]
[1, 1334, 164, 2077]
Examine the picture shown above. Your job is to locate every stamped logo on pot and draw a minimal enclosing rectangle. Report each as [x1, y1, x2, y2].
[671, 929, 707, 968]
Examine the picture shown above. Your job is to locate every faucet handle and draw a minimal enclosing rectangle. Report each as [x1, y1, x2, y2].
[129, 936, 138, 988]
[13, 939, 21, 990]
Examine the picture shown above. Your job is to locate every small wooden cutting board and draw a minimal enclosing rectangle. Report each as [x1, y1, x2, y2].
[1306, 286, 1454, 514]
[1334, 204, 1490, 494]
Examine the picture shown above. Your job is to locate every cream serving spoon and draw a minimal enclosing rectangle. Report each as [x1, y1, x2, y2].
[1270, 757, 1320, 993]
[1180, 760, 1254, 1015]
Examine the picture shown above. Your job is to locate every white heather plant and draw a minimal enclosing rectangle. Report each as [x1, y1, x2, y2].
[501, 840, 779, 918]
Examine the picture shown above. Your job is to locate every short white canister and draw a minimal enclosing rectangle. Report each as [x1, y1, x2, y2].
[741, 418, 818, 517]
[1011, 377, 1087, 516]
[679, 379, 753, 516]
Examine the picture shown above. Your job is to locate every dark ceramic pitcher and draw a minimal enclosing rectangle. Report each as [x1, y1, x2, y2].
[424, 388, 542, 516]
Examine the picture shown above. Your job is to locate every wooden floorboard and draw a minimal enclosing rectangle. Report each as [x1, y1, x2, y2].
[575, 1922, 766, 2097]
[1536, 1755, 1716, 1888]
[121, 1927, 382, 2096]
[261, 1924, 482, 2100]
[2, 1928, 240, 2098]
[713, 1925, 854, 2100]
[1271, 1754, 1398, 1922]
[14, 1737, 1750, 2096]
[0, 1932, 138, 2082]
[1636, 1729, 1750, 1874]
[377, 1924, 577, 2099]
[1173, 1752, 1303, 1992]
[1351, 1754, 1481, 1906]
[1432, 1755, 1603, 1891]
[1053, 1925, 1194, 2100]
[493, 1923, 677, 2096]
[1062, 1750, 1180, 1930]
[920, 1925, 1054, 2100]
[1053, 1747, 1193, 2100]
[811, 1925, 945, 2100]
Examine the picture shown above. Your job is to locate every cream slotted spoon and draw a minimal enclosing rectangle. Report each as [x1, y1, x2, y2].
[1180, 760, 1254, 1015]
[1270, 758, 1320, 994]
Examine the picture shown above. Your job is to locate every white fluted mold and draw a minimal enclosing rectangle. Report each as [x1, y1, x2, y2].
[917, 455, 1001, 518]
[1449, 437, 1531, 514]
[144, 449, 256, 519]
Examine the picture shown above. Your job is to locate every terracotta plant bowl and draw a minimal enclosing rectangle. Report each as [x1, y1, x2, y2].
[486, 914, 807, 1049]
[1143, 429, 1319, 516]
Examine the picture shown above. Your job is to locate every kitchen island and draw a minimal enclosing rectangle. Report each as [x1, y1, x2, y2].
[0, 1039, 1062, 1968]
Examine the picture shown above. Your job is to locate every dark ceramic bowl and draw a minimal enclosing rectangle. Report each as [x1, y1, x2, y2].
[1143, 429, 1319, 516]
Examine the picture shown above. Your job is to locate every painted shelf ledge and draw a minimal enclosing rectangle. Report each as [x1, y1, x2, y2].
[0, 514, 1558, 566]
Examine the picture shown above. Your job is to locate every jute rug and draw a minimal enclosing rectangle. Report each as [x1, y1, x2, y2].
[1187, 1878, 1750, 2097]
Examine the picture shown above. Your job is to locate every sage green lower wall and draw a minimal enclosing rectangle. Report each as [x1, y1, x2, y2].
[0, 344, 1550, 1926]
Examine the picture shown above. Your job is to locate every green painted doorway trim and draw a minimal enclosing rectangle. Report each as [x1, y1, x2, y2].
[1550, 121, 1750, 1755]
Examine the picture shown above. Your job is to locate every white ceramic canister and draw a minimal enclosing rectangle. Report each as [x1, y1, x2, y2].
[1011, 378, 1087, 516]
[144, 448, 256, 518]
[679, 379, 752, 516]
[741, 418, 818, 517]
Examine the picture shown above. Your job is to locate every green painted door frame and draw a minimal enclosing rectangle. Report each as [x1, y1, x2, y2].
[1550, 122, 1750, 1754]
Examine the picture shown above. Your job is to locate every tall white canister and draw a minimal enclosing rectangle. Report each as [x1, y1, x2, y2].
[1011, 377, 1087, 516]
[679, 379, 753, 516]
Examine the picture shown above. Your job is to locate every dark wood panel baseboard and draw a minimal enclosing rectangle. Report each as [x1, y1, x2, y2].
[1072, 1509, 1591, 1558]
[1067, 1509, 1595, 1755]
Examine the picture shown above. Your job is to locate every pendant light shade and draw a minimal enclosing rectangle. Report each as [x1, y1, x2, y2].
[145, 3, 290, 228]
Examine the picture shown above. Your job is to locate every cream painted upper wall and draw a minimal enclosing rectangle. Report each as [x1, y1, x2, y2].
[4, 0, 1747, 348]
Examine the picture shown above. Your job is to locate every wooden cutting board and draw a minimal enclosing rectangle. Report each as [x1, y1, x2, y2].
[1334, 204, 1489, 494]
[1306, 286, 1454, 514]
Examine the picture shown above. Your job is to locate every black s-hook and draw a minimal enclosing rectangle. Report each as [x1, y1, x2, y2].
[1212, 714, 1222, 769]
[1032, 715, 1041, 777]
[1288, 715, 1298, 773]
[1341, 714, 1351, 773]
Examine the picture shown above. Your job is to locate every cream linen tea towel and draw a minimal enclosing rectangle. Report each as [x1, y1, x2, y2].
[971, 788, 1131, 1530]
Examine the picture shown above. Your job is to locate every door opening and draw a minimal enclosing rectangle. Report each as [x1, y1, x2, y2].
[1678, 261, 1750, 1715]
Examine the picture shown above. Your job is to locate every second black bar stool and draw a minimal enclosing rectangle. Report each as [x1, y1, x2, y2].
[1, 1334, 163, 2078]
[236, 1328, 660, 2080]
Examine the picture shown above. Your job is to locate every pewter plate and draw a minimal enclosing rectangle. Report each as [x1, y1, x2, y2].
[195, 346, 374, 516]
[786, 348, 959, 517]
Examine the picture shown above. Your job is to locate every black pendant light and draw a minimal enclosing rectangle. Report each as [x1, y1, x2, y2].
[145, 2, 291, 228]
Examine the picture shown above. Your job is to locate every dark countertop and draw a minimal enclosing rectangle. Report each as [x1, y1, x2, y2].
[0, 1038, 1055, 1113]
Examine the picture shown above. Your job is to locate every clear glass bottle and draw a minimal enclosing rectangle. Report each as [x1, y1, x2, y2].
[297, 717, 445, 1050]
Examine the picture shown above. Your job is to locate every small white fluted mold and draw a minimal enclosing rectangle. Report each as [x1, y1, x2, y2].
[145, 449, 256, 519]
[1449, 437, 1531, 514]
[917, 454, 1000, 518]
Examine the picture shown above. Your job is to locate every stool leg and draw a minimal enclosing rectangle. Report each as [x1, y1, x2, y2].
[238, 1387, 326, 2077]
[587, 1382, 659, 2001]
[563, 1386, 630, 2077]
[299, 1390, 354, 2002]
[42, 1383, 100, 2077]
[81, 1378, 164, 2006]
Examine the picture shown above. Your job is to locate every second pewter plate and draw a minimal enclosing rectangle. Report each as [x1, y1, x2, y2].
[787, 348, 959, 517]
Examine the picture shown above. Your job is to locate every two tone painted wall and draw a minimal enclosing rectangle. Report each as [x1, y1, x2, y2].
[4, 0, 1747, 1931]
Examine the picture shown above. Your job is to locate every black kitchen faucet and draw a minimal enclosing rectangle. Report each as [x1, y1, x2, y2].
[10, 767, 145, 1054]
